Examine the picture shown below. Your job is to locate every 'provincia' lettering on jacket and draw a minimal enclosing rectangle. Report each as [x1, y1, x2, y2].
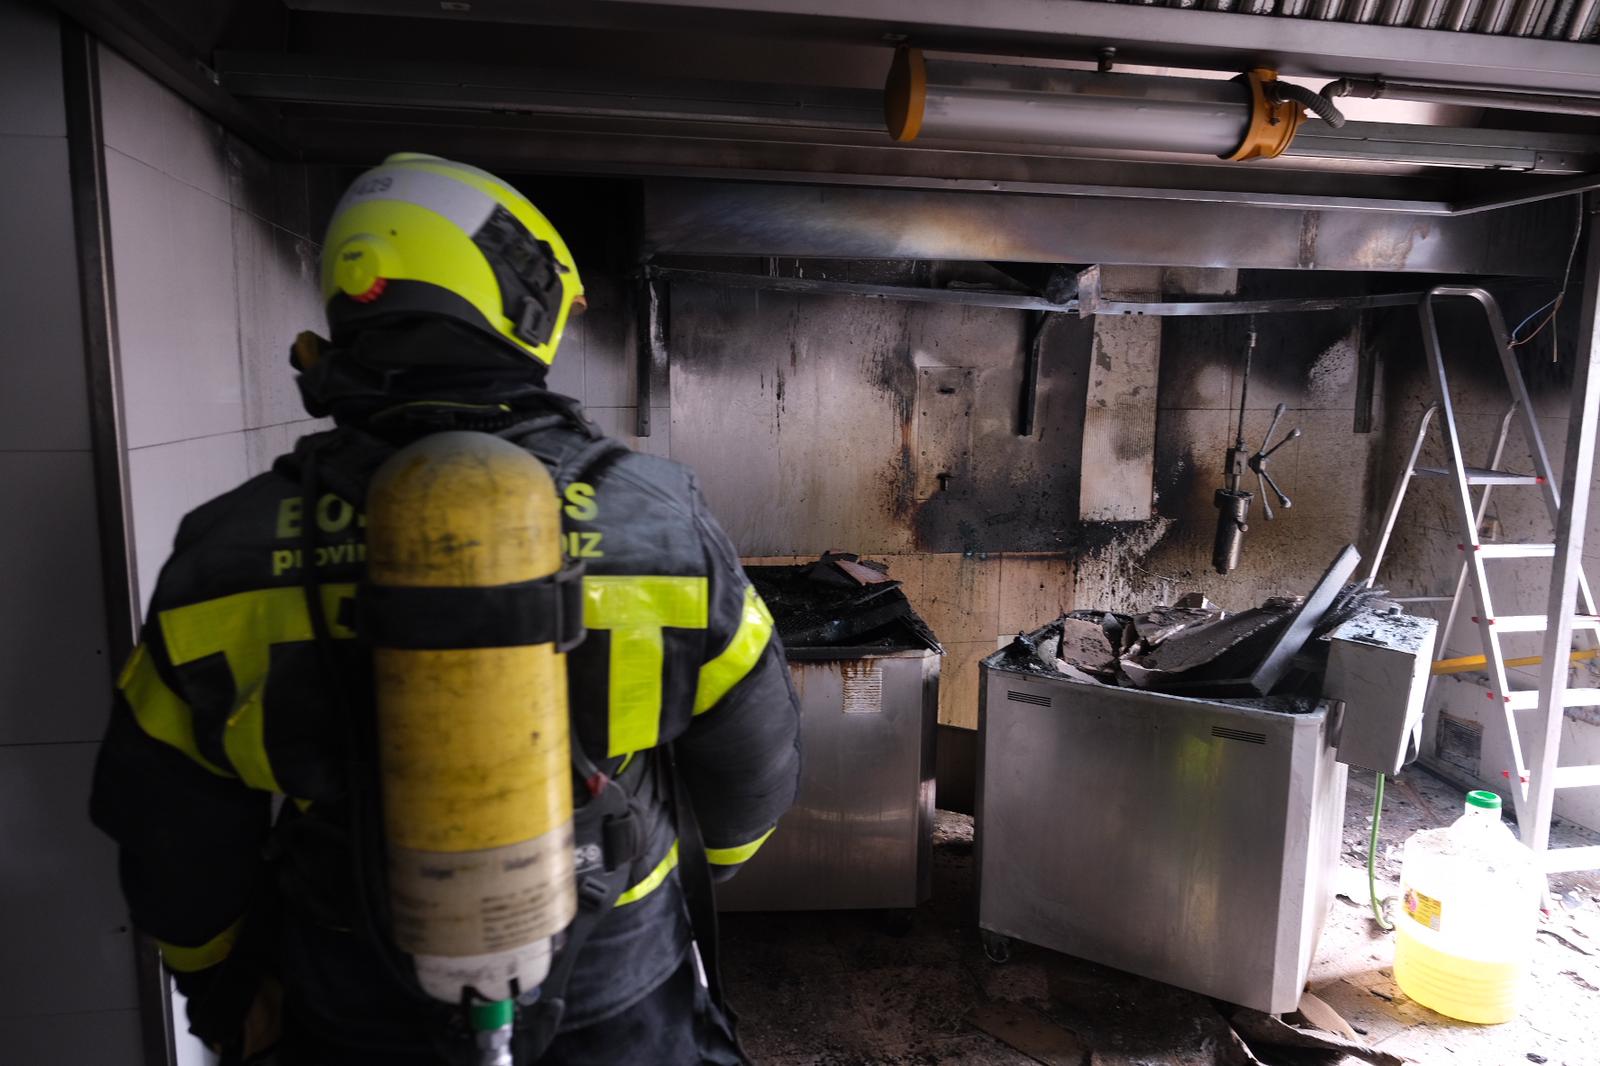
[268, 483, 604, 577]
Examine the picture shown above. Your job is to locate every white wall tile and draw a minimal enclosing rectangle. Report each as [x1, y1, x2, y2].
[544, 312, 586, 400]
[0, 450, 112, 745]
[0, 1008, 142, 1065]
[0, 0, 66, 138]
[0, 742, 138, 1017]
[0, 135, 91, 451]
[1556, 718, 1600, 832]
[127, 433, 249, 613]
[244, 418, 329, 477]
[226, 134, 311, 239]
[234, 209, 322, 429]
[578, 275, 637, 407]
[98, 47, 229, 202]
[108, 149, 244, 449]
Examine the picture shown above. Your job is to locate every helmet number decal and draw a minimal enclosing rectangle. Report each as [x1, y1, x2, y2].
[350, 175, 393, 197]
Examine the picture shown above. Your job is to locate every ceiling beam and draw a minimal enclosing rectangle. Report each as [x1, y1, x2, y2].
[284, 0, 1600, 95]
[47, 0, 292, 156]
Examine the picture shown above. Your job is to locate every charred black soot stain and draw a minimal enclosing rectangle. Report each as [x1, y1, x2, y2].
[880, 440, 917, 522]
[1154, 437, 1207, 524]
[1112, 420, 1150, 464]
[1056, 518, 1167, 556]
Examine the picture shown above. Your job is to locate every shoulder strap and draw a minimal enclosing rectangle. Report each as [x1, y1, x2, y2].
[665, 745, 740, 1033]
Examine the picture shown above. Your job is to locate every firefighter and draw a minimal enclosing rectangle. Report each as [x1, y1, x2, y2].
[91, 152, 802, 1065]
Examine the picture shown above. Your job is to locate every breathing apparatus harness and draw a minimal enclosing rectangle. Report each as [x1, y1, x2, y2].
[287, 407, 650, 1065]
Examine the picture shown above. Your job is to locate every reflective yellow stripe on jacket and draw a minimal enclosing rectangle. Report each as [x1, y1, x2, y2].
[706, 827, 775, 867]
[615, 842, 680, 907]
[117, 646, 231, 778]
[582, 575, 776, 757]
[694, 586, 775, 715]
[156, 584, 357, 792]
[157, 918, 243, 973]
[583, 576, 709, 756]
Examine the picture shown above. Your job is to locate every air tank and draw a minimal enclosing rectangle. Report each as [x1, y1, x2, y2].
[365, 431, 577, 1006]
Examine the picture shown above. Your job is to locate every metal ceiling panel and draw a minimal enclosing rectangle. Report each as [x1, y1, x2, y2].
[284, 0, 1600, 93]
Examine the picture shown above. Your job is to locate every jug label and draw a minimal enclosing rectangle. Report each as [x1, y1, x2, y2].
[1404, 887, 1442, 931]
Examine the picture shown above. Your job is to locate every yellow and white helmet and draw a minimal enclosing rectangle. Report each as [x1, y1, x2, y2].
[321, 153, 583, 366]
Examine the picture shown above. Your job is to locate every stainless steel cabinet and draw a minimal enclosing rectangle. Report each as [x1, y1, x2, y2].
[976, 656, 1345, 1013]
[716, 648, 939, 912]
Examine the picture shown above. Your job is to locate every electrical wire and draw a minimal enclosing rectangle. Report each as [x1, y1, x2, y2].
[1369, 771, 1395, 932]
[1511, 198, 1585, 352]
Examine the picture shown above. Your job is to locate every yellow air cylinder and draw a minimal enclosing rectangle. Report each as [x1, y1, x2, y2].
[365, 431, 576, 1004]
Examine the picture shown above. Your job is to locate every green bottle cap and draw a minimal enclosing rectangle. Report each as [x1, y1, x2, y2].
[470, 999, 514, 1032]
[1466, 789, 1502, 811]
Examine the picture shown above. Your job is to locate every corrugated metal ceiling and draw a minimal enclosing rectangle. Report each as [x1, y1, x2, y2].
[1108, 0, 1598, 44]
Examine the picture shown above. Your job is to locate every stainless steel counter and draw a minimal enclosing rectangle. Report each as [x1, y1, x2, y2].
[976, 658, 1346, 1013]
[716, 647, 939, 912]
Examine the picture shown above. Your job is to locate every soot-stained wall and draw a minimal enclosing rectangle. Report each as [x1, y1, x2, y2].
[1104, 304, 1387, 612]
[664, 271, 1390, 728]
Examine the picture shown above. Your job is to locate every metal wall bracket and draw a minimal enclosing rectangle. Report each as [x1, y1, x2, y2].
[1074, 265, 1428, 317]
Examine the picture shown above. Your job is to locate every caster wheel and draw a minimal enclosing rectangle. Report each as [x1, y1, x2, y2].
[981, 930, 1012, 964]
[877, 909, 915, 938]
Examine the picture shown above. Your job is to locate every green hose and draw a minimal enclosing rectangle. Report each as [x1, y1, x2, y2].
[1369, 771, 1395, 931]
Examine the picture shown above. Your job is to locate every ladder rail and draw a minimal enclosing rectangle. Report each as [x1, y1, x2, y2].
[1364, 403, 1438, 589]
[1418, 290, 1531, 808]
[1467, 287, 1600, 625]
[1526, 210, 1600, 856]
[1439, 405, 1518, 664]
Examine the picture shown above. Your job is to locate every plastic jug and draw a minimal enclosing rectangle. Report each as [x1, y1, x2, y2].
[1393, 789, 1543, 1024]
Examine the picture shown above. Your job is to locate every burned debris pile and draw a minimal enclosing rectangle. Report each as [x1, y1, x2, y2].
[746, 552, 941, 651]
[997, 545, 1397, 699]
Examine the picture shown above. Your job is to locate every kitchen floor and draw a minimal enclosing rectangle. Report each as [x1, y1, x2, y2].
[719, 768, 1600, 1066]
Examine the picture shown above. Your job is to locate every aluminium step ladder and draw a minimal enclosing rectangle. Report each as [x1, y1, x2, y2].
[1367, 284, 1600, 875]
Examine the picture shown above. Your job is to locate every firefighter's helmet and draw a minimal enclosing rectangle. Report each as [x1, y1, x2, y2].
[321, 153, 583, 365]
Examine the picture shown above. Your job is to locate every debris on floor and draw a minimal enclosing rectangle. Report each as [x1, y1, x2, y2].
[966, 1002, 1089, 1065]
[722, 768, 1600, 1066]
[746, 552, 941, 650]
[1228, 1007, 1404, 1066]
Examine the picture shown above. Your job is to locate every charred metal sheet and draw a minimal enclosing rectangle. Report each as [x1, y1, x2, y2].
[1018, 312, 1049, 437]
[668, 283, 919, 555]
[668, 280, 1092, 555]
[634, 274, 666, 436]
[914, 367, 975, 501]
[745, 554, 941, 650]
[1248, 544, 1363, 694]
[909, 306, 1093, 553]
[643, 181, 1573, 276]
[650, 266, 1073, 313]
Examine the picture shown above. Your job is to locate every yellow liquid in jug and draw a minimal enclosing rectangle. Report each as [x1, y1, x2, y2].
[1394, 925, 1525, 1025]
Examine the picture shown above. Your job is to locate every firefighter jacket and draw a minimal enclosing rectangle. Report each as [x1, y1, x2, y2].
[90, 389, 803, 1053]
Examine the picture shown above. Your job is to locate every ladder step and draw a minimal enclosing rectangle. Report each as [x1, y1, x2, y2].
[1434, 648, 1600, 676]
[1503, 687, 1600, 710]
[1460, 542, 1555, 558]
[1542, 845, 1600, 874]
[1553, 765, 1600, 789]
[1413, 466, 1544, 486]
[1396, 596, 1454, 604]
[1474, 615, 1600, 633]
